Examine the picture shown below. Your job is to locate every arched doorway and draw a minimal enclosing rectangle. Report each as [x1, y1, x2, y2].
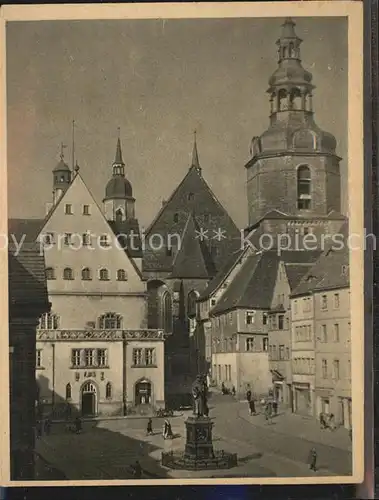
[81, 381, 97, 416]
[134, 379, 152, 406]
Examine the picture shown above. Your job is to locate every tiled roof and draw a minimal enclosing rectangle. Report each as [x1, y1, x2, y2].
[291, 222, 350, 296]
[8, 242, 50, 311]
[108, 219, 143, 258]
[8, 218, 45, 243]
[285, 263, 315, 290]
[170, 214, 215, 279]
[210, 249, 322, 316]
[198, 248, 246, 300]
[143, 165, 241, 274]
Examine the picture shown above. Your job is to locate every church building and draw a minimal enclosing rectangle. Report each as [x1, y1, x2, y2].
[198, 17, 348, 400]
[143, 136, 241, 406]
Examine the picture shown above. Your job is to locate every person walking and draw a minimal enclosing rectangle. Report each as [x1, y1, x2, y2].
[246, 389, 252, 402]
[272, 398, 278, 416]
[249, 399, 256, 416]
[166, 420, 173, 439]
[75, 416, 82, 434]
[231, 386, 236, 397]
[132, 460, 142, 479]
[44, 417, 51, 436]
[265, 402, 272, 424]
[163, 419, 169, 439]
[146, 418, 153, 436]
[308, 447, 317, 471]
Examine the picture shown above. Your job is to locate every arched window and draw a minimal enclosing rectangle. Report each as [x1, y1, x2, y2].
[162, 291, 173, 334]
[187, 290, 198, 318]
[46, 267, 55, 280]
[82, 267, 92, 280]
[66, 383, 72, 400]
[39, 312, 59, 330]
[106, 382, 112, 399]
[297, 165, 312, 210]
[288, 42, 294, 58]
[99, 312, 122, 329]
[115, 209, 123, 222]
[117, 269, 127, 281]
[99, 268, 109, 281]
[63, 267, 74, 280]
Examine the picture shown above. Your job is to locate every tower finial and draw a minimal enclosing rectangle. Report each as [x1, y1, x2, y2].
[60, 142, 67, 160]
[191, 129, 201, 172]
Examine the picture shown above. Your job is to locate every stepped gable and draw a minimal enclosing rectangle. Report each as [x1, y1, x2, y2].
[170, 214, 216, 279]
[291, 222, 349, 296]
[143, 165, 241, 273]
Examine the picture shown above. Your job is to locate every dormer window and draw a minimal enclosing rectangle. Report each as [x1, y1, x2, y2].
[173, 213, 179, 223]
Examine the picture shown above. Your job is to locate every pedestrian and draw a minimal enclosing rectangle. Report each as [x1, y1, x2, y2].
[231, 386, 236, 397]
[308, 447, 317, 471]
[36, 420, 42, 438]
[249, 399, 256, 416]
[163, 419, 169, 439]
[132, 460, 142, 479]
[75, 416, 82, 434]
[166, 420, 173, 439]
[246, 389, 252, 402]
[221, 382, 226, 395]
[272, 399, 278, 416]
[146, 418, 153, 436]
[265, 402, 272, 424]
[44, 417, 51, 436]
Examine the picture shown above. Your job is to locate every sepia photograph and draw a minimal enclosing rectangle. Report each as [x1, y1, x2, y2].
[0, 2, 364, 486]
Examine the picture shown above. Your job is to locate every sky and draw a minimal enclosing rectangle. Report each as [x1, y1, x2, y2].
[6, 16, 347, 229]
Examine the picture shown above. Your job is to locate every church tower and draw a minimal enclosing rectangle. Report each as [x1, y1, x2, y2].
[246, 18, 343, 231]
[52, 145, 72, 206]
[103, 135, 136, 222]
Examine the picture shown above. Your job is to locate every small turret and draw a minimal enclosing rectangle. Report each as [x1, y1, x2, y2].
[53, 143, 71, 206]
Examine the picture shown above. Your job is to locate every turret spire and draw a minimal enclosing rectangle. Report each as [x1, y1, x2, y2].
[114, 128, 124, 167]
[191, 130, 201, 173]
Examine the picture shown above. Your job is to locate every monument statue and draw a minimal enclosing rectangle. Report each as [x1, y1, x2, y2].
[192, 375, 209, 418]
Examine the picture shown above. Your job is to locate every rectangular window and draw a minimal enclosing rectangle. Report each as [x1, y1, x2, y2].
[272, 345, 277, 359]
[133, 348, 143, 366]
[322, 359, 328, 378]
[84, 349, 94, 367]
[145, 348, 155, 366]
[71, 349, 81, 367]
[321, 294, 328, 310]
[286, 347, 290, 359]
[279, 345, 285, 360]
[334, 293, 340, 309]
[100, 234, 110, 247]
[278, 315, 284, 330]
[36, 349, 42, 368]
[263, 338, 268, 352]
[82, 233, 91, 246]
[97, 349, 107, 367]
[246, 338, 254, 351]
[210, 299, 216, 307]
[64, 233, 72, 245]
[42, 233, 54, 245]
[294, 300, 298, 314]
[65, 204, 73, 215]
[321, 324, 327, 343]
[333, 324, 340, 342]
[83, 204, 90, 215]
[229, 312, 233, 324]
[263, 313, 268, 325]
[333, 359, 340, 380]
[245, 311, 255, 325]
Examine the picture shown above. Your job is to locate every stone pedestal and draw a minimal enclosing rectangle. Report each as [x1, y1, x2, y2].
[184, 416, 214, 459]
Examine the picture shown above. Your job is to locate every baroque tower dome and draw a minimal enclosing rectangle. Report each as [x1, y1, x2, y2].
[103, 134, 136, 222]
[250, 18, 337, 159]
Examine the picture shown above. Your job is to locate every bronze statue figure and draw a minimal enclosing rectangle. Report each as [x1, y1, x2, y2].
[192, 375, 209, 417]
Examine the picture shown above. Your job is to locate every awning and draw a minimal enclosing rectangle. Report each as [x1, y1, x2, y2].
[271, 369, 284, 381]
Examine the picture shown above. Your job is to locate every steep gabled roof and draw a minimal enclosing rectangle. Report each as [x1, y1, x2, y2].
[285, 263, 315, 290]
[143, 165, 241, 274]
[170, 214, 215, 279]
[8, 242, 50, 310]
[198, 247, 247, 300]
[291, 222, 350, 296]
[210, 249, 322, 316]
[108, 219, 143, 259]
[8, 218, 46, 243]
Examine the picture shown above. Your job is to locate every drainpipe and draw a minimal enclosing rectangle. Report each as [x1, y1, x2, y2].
[122, 340, 127, 415]
[51, 343, 55, 415]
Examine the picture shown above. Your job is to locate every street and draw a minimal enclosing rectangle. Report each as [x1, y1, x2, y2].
[35, 393, 352, 480]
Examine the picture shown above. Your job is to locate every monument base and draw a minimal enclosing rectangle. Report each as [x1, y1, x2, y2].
[161, 415, 238, 471]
